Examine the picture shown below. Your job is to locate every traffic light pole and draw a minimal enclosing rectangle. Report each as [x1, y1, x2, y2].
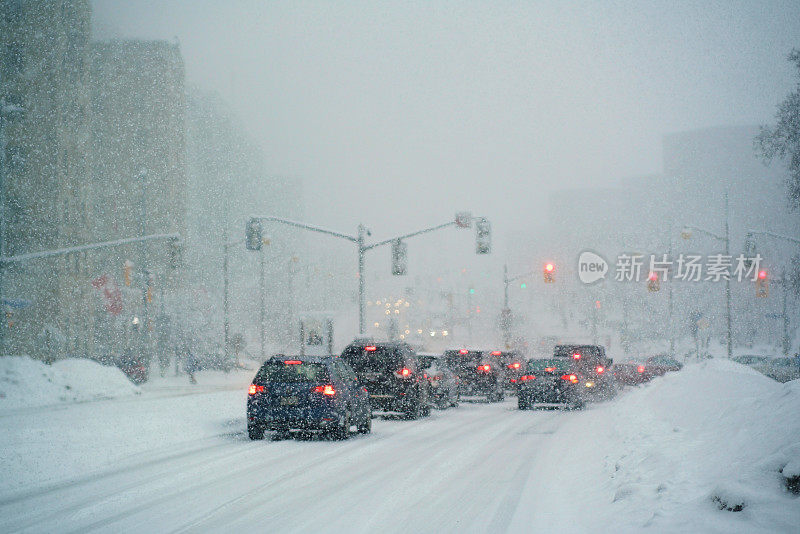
[683, 190, 732, 359]
[250, 215, 469, 335]
[501, 263, 542, 346]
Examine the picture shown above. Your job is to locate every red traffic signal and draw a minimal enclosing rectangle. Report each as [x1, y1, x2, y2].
[756, 270, 769, 298]
[647, 272, 660, 292]
[543, 263, 555, 283]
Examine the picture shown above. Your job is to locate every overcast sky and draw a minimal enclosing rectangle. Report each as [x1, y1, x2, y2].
[91, 0, 799, 249]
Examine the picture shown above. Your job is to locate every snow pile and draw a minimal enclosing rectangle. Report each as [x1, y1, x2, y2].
[0, 356, 140, 410]
[513, 359, 800, 533]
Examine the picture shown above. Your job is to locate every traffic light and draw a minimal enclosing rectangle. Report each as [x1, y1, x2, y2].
[245, 217, 263, 251]
[756, 269, 769, 298]
[123, 260, 133, 287]
[647, 271, 660, 292]
[543, 262, 555, 283]
[391, 239, 408, 276]
[169, 238, 182, 270]
[475, 217, 491, 254]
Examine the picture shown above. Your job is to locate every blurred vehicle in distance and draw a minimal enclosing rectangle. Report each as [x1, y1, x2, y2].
[443, 349, 505, 402]
[341, 340, 431, 419]
[418, 353, 459, 409]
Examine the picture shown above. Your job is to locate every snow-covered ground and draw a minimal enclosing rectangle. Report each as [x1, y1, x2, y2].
[0, 357, 797, 533]
[0, 356, 141, 410]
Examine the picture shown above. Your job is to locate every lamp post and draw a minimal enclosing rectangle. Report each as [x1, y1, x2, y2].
[681, 190, 732, 359]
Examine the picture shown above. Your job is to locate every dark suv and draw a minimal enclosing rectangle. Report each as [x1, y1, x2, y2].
[443, 349, 504, 402]
[246, 355, 372, 440]
[554, 344, 616, 400]
[341, 340, 431, 419]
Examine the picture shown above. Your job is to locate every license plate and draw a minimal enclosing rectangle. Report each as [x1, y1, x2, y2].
[280, 396, 298, 405]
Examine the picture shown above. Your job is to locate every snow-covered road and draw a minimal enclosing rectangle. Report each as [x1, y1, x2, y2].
[2, 360, 799, 533]
[0, 377, 573, 533]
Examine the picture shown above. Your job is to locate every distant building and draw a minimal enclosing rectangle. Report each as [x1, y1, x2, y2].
[0, 0, 93, 358]
[87, 39, 187, 361]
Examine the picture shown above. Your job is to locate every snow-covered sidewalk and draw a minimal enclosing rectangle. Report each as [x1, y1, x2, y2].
[512, 359, 800, 533]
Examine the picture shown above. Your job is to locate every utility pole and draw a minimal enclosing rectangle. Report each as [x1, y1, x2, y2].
[223, 226, 230, 362]
[724, 191, 732, 360]
[138, 168, 151, 365]
[781, 269, 790, 356]
[358, 224, 366, 334]
[260, 246, 266, 360]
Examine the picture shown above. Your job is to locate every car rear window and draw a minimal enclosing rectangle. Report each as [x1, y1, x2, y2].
[444, 351, 482, 370]
[527, 359, 569, 372]
[341, 346, 404, 373]
[553, 345, 603, 360]
[255, 362, 329, 383]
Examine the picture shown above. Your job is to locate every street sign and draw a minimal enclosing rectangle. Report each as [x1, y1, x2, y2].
[475, 217, 491, 254]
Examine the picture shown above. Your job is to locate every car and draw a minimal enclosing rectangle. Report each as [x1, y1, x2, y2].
[488, 350, 525, 390]
[341, 340, 431, 419]
[517, 357, 584, 410]
[644, 354, 683, 376]
[443, 349, 505, 402]
[418, 353, 460, 409]
[757, 357, 800, 383]
[552, 344, 616, 401]
[246, 355, 372, 440]
[613, 359, 652, 385]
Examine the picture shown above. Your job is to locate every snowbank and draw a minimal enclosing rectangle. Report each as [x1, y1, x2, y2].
[0, 356, 140, 410]
[512, 359, 800, 533]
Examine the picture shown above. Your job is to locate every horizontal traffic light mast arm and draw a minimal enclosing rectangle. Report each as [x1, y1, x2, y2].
[252, 216, 358, 243]
[746, 230, 800, 246]
[506, 269, 540, 283]
[362, 221, 457, 251]
[683, 224, 725, 242]
[0, 233, 181, 265]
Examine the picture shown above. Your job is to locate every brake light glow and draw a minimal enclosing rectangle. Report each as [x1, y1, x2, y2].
[365, 346, 377, 352]
[637, 365, 645, 373]
[459, 349, 469, 355]
[544, 367, 555, 372]
[478, 364, 491, 372]
[561, 374, 579, 384]
[313, 384, 336, 396]
[520, 375, 536, 381]
[248, 384, 265, 395]
[491, 351, 502, 356]
[510, 362, 521, 369]
[572, 353, 581, 360]
[395, 368, 412, 378]
[596, 366, 604, 374]
[284, 360, 302, 365]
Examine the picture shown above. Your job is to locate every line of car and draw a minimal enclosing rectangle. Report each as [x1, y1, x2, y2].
[245, 339, 683, 440]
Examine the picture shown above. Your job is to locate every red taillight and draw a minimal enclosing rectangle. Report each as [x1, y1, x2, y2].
[637, 365, 645, 373]
[520, 375, 536, 381]
[395, 368, 412, 378]
[491, 351, 502, 356]
[544, 367, 555, 372]
[478, 364, 491, 372]
[510, 379, 517, 383]
[512, 362, 521, 369]
[249, 384, 265, 395]
[459, 349, 469, 355]
[313, 384, 336, 396]
[365, 346, 377, 352]
[596, 366, 604, 374]
[561, 374, 579, 384]
[284, 360, 302, 365]
[572, 353, 581, 360]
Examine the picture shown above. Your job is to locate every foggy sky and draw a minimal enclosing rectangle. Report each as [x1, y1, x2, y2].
[91, 0, 800, 253]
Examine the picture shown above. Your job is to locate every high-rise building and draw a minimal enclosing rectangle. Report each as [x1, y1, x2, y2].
[1, 0, 93, 358]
